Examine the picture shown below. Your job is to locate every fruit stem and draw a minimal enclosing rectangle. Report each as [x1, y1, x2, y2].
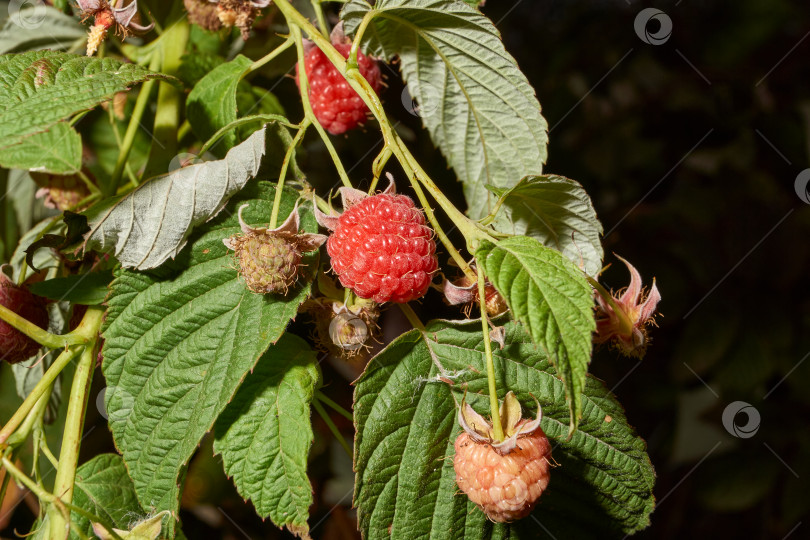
[398, 303, 427, 333]
[109, 51, 160, 196]
[368, 144, 392, 193]
[347, 9, 376, 71]
[0, 304, 84, 350]
[310, 0, 330, 37]
[315, 391, 353, 422]
[49, 341, 97, 539]
[248, 35, 295, 73]
[270, 120, 311, 229]
[312, 398, 353, 458]
[292, 25, 353, 189]
[478, 266, 504, 442]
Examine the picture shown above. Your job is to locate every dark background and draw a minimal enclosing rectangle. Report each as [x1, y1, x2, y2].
[3, 0, 809, 538]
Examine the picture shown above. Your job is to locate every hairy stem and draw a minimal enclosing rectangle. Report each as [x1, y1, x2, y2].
[478, 266, 504, 441]
[198, 114, 295, 156]
[311, 0, 330, 37]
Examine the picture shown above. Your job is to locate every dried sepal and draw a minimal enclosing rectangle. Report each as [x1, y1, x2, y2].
[458, 392, 544, 456]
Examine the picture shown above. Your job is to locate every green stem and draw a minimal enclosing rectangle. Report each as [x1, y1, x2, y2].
[398, 303, 427, 332]
[109, 53, 161, 195]
[292, 25, 352, 188]
[478, 266, 504, 441]
[315, 391, 353, 422]
[5, 389, 51, 448]
[404, 173, 475, 280]
[312, 399, 352, 458]
[270, 121, 310, 228]
[368, 145, 392, 193]
[48, 342, 97, 539]
[347, 9, 375, 71]
[276, 0, 489, 264]
[248, 35, 295, 73]
[142, 19, 189, 180]
[198, 114, 295, 156]
[0, 305, 83, 350]
[0, 348, 79, 447]
[310, 0, 330, 37]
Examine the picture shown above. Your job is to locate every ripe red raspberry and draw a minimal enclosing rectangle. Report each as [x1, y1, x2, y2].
[0, 274, 49, 365]
[296, 43, 382, 135]
[454, 427, 552, 522]
[326, 193, 438, 303]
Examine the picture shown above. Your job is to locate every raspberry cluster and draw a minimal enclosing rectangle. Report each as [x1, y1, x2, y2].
[297, 43, 382, 135]
[326, 193, 437, 303]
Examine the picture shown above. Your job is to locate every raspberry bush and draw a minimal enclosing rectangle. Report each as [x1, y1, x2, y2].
[0, 1, 657, 539]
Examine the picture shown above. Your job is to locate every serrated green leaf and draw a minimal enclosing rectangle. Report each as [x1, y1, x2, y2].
[28, 270, 113, 305]
[0, 51, 167, 151]
[214, 334, 319, 538]
[186, 55, 252, 155]
[354, 320, 654, 539]
[70, 454, 144, 540]
[101, 182, 317, 536]
[488, 175, 604, 277]
[476, 237, 595, 433]
[82, 125, 272, 271]
[0, 120, 82, 173]
[0, 6, 85, 55]
[342, 0, 548, 222]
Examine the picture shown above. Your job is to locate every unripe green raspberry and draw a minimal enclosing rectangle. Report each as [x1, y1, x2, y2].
[224, 204, 327, 295]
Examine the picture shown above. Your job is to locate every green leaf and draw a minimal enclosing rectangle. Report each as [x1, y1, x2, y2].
[101, 182, 317, 536]
[82, 125, 273, 271]
[0, 6, 85, 55]
[186, 55, 252, 155]
[0, 121, 81, 173]
[488, 175, 604, 277]
[353, 320, 654, 539]
[70, 454, 144, 540]
[476, 237, 595, 433]
[28, 270, 113, 305]
[0, 51, 167, 151]
[214, 334, 319, 538]
[342, 0, 548, 221]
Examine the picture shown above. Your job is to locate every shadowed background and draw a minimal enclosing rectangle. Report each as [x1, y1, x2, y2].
[1, 0, 809, 538]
